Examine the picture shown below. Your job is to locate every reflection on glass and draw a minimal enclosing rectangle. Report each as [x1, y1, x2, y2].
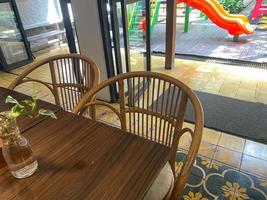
[0, 2, 28, 65]
[116, 2, 127, 73]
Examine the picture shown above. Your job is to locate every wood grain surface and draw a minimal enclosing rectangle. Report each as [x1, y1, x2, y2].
[0, 109, 171, 200]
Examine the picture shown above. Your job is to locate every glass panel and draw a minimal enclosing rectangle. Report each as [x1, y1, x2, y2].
[0, 2, 28, 65]
[116, 2, 127, 73]
[151, 0, 165, 70]
[126, 0, 147, 72]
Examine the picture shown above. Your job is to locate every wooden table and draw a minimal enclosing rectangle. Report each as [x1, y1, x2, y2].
[0, 88, 171, 200]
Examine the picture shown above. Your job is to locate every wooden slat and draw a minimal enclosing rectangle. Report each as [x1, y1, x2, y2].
[8, 53, 100, 113]
[72, 71, 204, 199]
[0, 109, 171, 200]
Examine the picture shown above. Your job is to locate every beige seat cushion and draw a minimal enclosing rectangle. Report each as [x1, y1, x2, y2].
[144, 162, 174, 200]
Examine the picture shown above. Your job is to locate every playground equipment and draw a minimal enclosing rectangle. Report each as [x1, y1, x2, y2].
[250, 0, 267, 20]
[127, 0, 253, 42]
[128, 0, 161, 41]
[178, 0, 254, 35]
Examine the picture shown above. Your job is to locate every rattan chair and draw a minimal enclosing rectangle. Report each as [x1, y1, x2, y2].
[8, 54, 99, 111]
[72, 71, 204, 200]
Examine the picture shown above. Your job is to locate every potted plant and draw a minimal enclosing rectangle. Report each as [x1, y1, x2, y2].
[0, 95, 56, 179]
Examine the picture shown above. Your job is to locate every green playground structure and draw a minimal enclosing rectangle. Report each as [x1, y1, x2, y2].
[127, 0, 210, 42]
[127, 0, 161, 42]
[184, 5, 208, 33]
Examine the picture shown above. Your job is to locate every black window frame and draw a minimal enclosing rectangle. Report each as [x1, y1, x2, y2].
[0, 0, 33, 71]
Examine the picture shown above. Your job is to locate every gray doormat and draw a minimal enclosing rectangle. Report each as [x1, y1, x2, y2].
[155, 90, 267, 144]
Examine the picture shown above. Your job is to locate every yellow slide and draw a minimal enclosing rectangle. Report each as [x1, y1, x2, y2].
[179, 0, 254, 35]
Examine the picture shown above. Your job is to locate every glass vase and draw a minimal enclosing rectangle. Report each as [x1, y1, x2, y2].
[0, 116, 38, 179]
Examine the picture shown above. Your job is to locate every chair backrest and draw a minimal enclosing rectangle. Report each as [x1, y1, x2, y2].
[72, 71, 204, 199]
[8, 54, 100, 111]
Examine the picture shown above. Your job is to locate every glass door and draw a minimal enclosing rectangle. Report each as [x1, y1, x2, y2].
[125, 0, 151, 72]
[98, 0, 152, 102]
[0, 0, 32, 71]
[99, 0, 151, 75]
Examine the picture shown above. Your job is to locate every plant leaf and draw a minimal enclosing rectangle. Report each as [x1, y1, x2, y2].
[5, 96, 19, 104]
[6, 96, 25, 109]
[38, 109, 57, 119]
[10, 104, 29, 119]
[12, 104, 25, 113]
[23, 99, 34, 106]
[23, 99, 37, 111]
[6, 111, 21, 119]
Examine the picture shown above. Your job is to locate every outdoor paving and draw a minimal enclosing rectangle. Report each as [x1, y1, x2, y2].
[151, 22, 267, 62]
[147, 0, 267, 63]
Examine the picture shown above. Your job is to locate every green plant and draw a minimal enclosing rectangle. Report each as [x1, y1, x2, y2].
[3, 95, 56, 120]
[219, 0, 244, 14]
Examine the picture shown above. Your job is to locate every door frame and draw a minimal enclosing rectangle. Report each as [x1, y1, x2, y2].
[98, 0, 151, 101]
[59, 0, 78, 54]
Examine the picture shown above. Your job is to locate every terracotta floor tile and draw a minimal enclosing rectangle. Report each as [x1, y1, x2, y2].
[221, 81, 241, 89]
[198, 141, 217, 159]
[255, 91, 267, 104]
[244, 140, 267, 161]
[213, 146, 242, 169]
[219, 84, 239, 97]
[226, 75, 242, 82]
[241, 155, 267, 178]
[257, 80, 267, 90]
[218, 133, 245, 152]
[201, 128, 221, 145]
[239, 80, 258, 90]
[208, 76, 225, 86]
[235, 88, 256, 101]
[203, 84, 221, 94]
[185, 80, 207, 91]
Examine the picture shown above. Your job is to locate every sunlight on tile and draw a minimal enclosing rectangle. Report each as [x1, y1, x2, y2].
[213, 146, 242, 169]
[201, 128, 221, 145]
[218, 133, 245, 153]
[244, 140, 267, 161]
[241, 155, 267, 178]
[198, 141, 217, 159]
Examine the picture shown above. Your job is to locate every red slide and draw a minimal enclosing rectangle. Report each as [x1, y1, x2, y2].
[178, 0, 254, 35]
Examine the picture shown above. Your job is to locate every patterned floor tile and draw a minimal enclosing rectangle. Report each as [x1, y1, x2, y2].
[183, 169, 240, 199]
[182, 180, 212, 200]
[235, 171, 267, 200]
[176, 151, 210, 180]
[204, 170, 239, 199]
[176, 152, 267, 200]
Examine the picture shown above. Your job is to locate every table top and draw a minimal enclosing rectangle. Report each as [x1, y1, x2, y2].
[0, 88, 171, 200]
